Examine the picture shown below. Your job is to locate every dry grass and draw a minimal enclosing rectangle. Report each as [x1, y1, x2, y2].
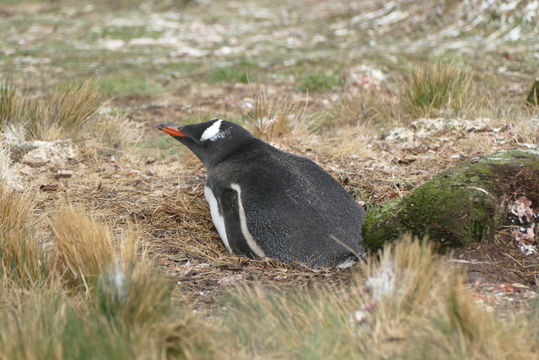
[0, 82, 22, 131]
[0, 188, 49, 288]
[248, 86, 313, 142]
[1, 80, 139, 161]
[404, 62, 472, 118]
[0, 80, 104, 140]
[218, 238, 538, 359]
[52, 205, 115, 291]
[78, 114, 143, 163]
[28, 80, 104, 140]
[0, 144, 12, 186]
[321, 91, 400, 128]
[0, 190, 214, 360]
[90, 115, 142, 152]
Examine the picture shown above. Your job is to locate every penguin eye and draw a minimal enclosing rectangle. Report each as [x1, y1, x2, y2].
[200, 119, 225, 142]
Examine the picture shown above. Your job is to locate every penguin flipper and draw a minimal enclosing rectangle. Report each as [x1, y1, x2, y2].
[218, 186, 265, 258]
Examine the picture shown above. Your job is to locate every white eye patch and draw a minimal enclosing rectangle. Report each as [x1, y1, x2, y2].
[200, 119, 225, 142]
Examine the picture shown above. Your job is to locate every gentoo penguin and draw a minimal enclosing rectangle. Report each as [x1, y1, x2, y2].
[157, 119, 365, 268]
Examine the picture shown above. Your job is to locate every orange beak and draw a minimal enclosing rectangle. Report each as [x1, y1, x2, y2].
[157, 124, 187, 137]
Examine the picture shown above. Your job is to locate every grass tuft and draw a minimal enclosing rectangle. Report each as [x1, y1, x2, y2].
[217, 237, 538, 359]
[0, 188, 49, 287]
[208, 67, 250, 83]
[0, 198, 214, 359]
[404, 62, 472, 118]
[83, 114, 142, 159]
[52, 206, 115, 291]
[47, 80, 104, 132]
[248, 86, 311, 141]
[0, 79, 104, 140]
[0, 82, 23, 131]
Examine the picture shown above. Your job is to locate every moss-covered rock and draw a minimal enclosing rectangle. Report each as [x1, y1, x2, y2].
[527, 80, 539, 106]
[363, 148, 539, 251]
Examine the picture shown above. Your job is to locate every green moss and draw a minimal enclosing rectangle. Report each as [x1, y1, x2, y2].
[363, 148, 539, 251]
[363, 198, 403, 251]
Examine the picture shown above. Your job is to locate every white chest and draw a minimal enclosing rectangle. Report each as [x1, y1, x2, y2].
[204, 186, 233, 254]
[204, 185, 265, 258]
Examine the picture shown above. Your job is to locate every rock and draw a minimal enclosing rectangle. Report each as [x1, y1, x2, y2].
[21, 141, 77, 168]
[507, 196, 538, 255]
[363, 147, 539, 251]
[345, 65, 386, 91]
[55, 170, 73, 179]
[0, 144, 22, 191]
[9, 143, 39, 162]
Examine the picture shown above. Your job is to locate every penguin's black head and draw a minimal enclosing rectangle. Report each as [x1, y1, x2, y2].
[156, 119, 256, 168]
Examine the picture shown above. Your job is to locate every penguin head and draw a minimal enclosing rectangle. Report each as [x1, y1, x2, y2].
[156, 119, 256, 168]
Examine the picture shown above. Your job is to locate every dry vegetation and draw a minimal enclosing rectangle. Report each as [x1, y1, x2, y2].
[218, 238, 538, 359]
[1, 0, 538, 358]
[404, 62, 472, 118]
[0, 80, 103, 140]
[0, 189, 212, 360]
[2, 194, 536, 359]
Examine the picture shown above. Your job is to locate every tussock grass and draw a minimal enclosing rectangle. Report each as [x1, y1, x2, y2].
[50, 80, 104, 130]
[81, 114, 142, 161]
[52, 206, 115, 291]
[404, 62, 472, 118]
[0, 188, 49, 287]
[0, 194, 213, 359]
[0, 82, 22, 131]
[0, 79, 103, 140]
[218, 238, 538, 359]
[248, 86, 312, 141]
[0, 80, 138, 157]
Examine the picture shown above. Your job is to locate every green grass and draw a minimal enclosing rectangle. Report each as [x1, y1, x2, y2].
[88, 26, 163, 41]
[297, 72, 341, 92]
[100, 75, 164, 96]
[208, 67, 250, 83]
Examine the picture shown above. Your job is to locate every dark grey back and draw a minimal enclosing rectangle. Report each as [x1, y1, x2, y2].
[207, 142, 365, 267]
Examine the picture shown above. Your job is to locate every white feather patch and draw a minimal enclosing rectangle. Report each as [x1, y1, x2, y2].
[204, 186, 233, 254]
[200, 119, 224, 141]
[230, 183, 266, 258]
